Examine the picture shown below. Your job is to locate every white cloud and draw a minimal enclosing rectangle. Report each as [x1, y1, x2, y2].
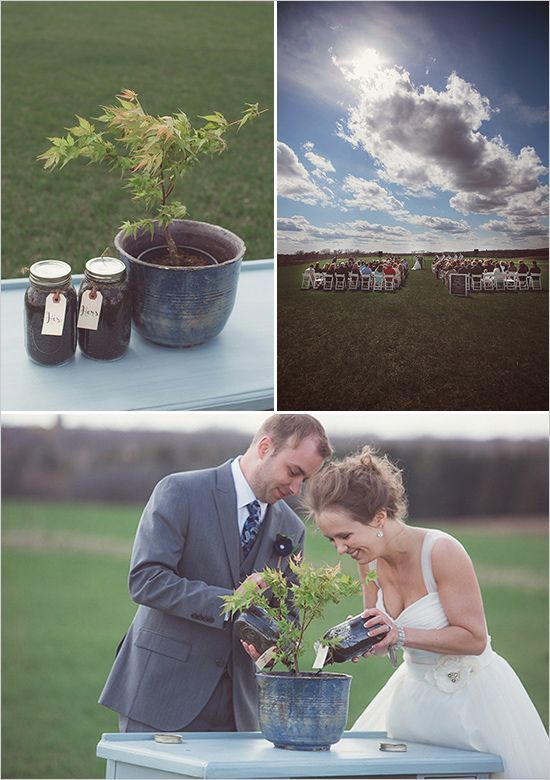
[303, 146, 335, 175]
[479, 216, 549, 241]
[277, 214, 414, 245]
[451, 184, 549, 218]
[397, 213, 471, 234]
[277, 141, 333, 206]
[342, 175, 404, 212]
[333, 57, 548, 220]
[302, 141, 336, 183]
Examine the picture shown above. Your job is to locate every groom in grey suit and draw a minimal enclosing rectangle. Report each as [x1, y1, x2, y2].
[99, 414, 331, 733]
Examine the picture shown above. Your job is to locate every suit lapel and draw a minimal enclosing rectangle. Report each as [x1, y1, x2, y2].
[213, 461, 240, 588]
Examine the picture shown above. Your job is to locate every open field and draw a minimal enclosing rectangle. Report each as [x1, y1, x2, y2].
[1, 1, 273, 278]
[278, 256, 549, 410]
[2, 499, 548, 778]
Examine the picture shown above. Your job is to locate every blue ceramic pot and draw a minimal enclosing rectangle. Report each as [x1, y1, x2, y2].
[256, 672, 352, 751]
[114, 219, 245, 347]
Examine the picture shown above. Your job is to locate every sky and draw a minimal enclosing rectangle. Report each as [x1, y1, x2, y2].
[277, 1, 549, 254]
[2, 412, 547, 440]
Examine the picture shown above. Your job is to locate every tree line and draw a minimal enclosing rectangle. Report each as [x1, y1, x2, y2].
[278, 248, 549, 267]
[2, 425, 547, 521]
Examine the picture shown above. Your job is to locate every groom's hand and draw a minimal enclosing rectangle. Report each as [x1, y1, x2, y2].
[235, 572, 268, 595]
[240, 640, 261, 661]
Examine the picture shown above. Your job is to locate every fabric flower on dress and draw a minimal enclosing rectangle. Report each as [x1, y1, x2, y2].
[432, 655, 480, 693]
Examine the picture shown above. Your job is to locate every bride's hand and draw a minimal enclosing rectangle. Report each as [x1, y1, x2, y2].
[361, 607, 399, 656]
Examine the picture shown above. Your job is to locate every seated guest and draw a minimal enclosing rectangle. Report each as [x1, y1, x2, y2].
[530, 261, 541, 275]
[517, 261, 529, 275]
[471, 262, 484, 276]
[508, 261, 517, 273]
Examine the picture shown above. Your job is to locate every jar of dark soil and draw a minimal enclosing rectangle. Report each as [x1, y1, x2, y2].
[24, 260, 77, 366]
[77, 257, 131, 360]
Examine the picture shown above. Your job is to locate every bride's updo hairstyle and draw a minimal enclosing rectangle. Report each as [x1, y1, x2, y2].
[302, 445, 408, 526]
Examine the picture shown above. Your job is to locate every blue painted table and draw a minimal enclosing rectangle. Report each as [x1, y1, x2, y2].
[96, 731, 503, 779]
[1, 260, 273, 411]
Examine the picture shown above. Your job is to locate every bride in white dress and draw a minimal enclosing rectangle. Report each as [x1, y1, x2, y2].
[303, 447, 549, 779]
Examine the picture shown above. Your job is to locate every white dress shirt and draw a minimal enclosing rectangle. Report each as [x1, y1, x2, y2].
[231, 456, 267, 535]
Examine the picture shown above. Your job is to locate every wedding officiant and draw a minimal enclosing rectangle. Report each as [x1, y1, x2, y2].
[99, 414, 331, 733]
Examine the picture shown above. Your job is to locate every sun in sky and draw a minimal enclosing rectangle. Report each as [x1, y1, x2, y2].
[344, 47, 385, 79]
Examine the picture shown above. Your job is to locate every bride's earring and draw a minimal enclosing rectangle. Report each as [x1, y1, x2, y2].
[377, 529, 384, 538]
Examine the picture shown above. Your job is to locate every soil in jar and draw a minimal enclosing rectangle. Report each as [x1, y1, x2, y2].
[78, 280, 131, 361]
[138, 245, 218, 268]
[25, 285, 77, 366]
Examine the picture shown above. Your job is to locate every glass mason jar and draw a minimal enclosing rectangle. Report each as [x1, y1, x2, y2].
[77, 257, 131, 361]
[24, 260, 77, 366]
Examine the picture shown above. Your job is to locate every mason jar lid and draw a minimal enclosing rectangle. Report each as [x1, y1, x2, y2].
[85, 257, 126, 282]
[29, 260, 72, 287]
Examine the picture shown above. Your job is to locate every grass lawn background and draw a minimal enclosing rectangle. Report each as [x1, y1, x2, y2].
[1, 1, 273, 278]
[277, 255, 549, 410]
[2, 499, 548, 779]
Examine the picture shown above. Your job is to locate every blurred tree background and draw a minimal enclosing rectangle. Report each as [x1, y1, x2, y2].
[3, 422, 547, 520]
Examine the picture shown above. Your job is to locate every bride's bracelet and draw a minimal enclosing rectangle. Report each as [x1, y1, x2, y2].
[394, 625, 406, 650]
[387, 626, 406, 669]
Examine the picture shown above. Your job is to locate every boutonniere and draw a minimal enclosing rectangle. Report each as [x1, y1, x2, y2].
[273, 534, 295, 569]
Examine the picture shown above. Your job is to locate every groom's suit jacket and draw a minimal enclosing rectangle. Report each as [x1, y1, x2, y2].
[98, 460, 305, 731]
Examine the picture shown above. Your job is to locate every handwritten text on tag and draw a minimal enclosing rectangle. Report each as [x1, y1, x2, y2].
[41, 293, 67, 336]
[77, 290, 103, 330]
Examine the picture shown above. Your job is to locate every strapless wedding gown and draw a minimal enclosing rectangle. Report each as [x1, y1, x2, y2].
[352, 530, 549, 779]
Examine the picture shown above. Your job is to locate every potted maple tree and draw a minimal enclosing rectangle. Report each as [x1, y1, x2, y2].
[38, 89, 265, 347]
[223, 555, 376, 751]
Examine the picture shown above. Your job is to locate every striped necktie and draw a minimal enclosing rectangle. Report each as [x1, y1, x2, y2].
[241, 500, 261, 556]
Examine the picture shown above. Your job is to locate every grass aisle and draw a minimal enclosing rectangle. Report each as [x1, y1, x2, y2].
[278, 258, 548, 410]
[2, 500, 548, 778]
[1, 2, 273, 276]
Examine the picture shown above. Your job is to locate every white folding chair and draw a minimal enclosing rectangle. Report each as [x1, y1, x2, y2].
[482, 273, 494, 292]
[323, 274, 334, 291]
[516, 274, 529, 291]
[530, 274, 543, 291]
[360, 275, 372, 291]
[348, 273, 359, 291]
[492, 271, 505, 291]
[383, 276, 396, 291]
[470, 275, 482, 292]
[373, 272, 384, 291]
[505, 273, 518, 291]
[301, 272, 312, 290]
[334, 273, 346, 291]
[313, 273, 324, 289]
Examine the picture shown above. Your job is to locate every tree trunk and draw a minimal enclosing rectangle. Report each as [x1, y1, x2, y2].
[164, 224, 181, 264]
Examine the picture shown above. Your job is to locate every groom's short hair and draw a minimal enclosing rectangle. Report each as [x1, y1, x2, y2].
[253, 414, 332, 460]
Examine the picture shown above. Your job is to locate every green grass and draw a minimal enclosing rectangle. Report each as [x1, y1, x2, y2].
[1, 1, 273, 277]
[277, 256, 549, 410]
[2, 499, 548, 778]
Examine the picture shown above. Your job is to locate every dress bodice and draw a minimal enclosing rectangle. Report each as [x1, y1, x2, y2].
[369, 529, 490, 665]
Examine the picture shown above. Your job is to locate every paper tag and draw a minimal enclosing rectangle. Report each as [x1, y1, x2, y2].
[255, 646, 277, 671]
[77, 290, 103, 330]
[41, 293, 67, 336]
[312, 642, 329, 670]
